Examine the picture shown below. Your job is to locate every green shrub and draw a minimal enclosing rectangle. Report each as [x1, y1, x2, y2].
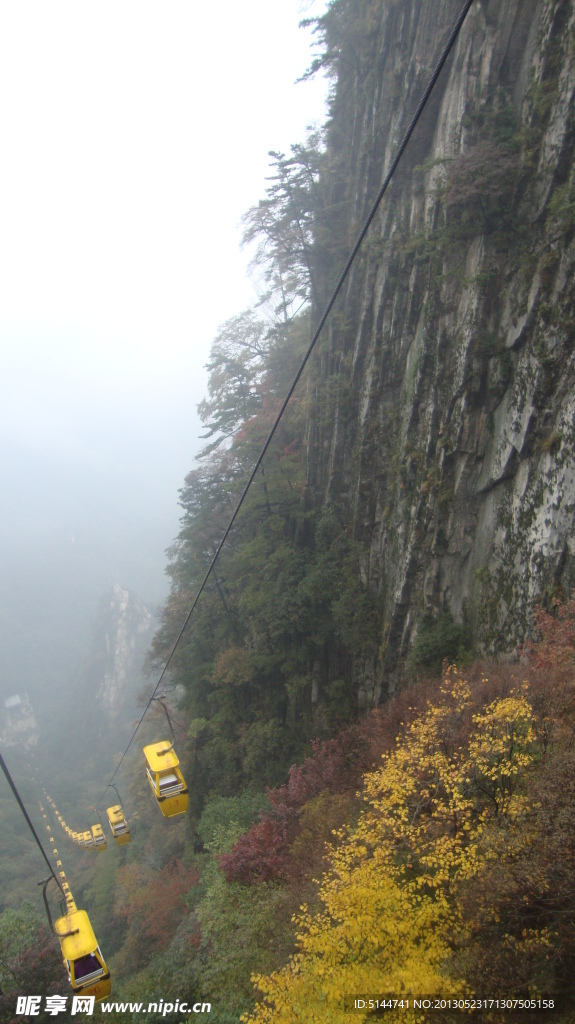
[413, 611, 473, 672]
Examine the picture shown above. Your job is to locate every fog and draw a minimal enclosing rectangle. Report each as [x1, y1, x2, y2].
[0, 0, 328, 708]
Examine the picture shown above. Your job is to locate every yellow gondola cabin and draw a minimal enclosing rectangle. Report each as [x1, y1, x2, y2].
[91, 824, 107, 851]
[143, 742, 188, 817]
[106, 805, 130, 845]
[55, 908, 111, 1001]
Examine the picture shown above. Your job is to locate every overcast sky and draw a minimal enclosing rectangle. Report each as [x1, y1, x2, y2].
[0, 0, 329, 590]
[0, 0, 328, 473]
[0, 2, 331, 708]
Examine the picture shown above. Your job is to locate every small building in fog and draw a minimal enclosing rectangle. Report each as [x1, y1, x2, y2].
[2, 692, 38, 746]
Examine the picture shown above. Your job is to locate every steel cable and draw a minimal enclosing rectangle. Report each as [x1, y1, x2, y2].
[0, 750, 64, 895]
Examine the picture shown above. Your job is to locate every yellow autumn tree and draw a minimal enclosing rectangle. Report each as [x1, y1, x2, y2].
[243, 668, 537, 1024]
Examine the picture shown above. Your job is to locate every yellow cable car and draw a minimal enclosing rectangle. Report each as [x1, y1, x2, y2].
[54, 908, 111, 1002]
[106, 805, 130, 845]
[143, 742, 189, 818]
[91, 824, 107, 851]
[81, 830, 94, 849]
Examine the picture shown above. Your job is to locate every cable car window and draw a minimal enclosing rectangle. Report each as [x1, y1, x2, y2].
[73, 953, 103, 981]
[158, 773, 179, 790]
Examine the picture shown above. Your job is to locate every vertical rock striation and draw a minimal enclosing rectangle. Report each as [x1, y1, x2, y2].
[94, 584, 154, 715]
[305, 0, 575, 696]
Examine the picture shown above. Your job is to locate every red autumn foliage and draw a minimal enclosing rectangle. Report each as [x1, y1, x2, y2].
[523, 594, 575, 668]
[0, 924, 68, 1023]
[220, 700, 416, 884]
[269, 726, 372, 810]
[458, 744, 575, 1001]
[219, 725, 374, 884]
[281, 791, 357, 887]
[219, 815, 293, 884]
[115, 857, 200, 971]
[135, 859, 198, 949]
[220, 640, 575, 888]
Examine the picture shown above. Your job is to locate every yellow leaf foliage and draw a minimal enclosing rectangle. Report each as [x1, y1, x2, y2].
[242, 668, 538, 1024]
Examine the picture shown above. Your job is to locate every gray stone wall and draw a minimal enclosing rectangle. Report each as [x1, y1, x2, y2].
[305, 0, 575, 696]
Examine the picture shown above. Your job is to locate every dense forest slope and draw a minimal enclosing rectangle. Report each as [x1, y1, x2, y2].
[304, 0, 575, 697]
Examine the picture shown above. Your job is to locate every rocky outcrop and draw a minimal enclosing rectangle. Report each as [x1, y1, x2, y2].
[305, 0, 575, 696]
[92, 584, 155, 715]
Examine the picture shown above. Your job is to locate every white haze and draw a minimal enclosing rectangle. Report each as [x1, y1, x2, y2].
[0, 0, 328, 702]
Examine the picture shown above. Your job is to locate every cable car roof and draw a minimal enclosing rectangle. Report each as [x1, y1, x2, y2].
[143, 741, 180, 771]
[106, 804, 125, 822]
[55, 909, 98, 961]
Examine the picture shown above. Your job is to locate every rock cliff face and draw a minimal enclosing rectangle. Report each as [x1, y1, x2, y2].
[92, 584, 154, 715]
[305, 0, 575, 697]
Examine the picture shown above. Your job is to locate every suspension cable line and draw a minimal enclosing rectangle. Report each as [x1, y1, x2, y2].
[0, 750, 64, 896]
[96, 0, 476, 808]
